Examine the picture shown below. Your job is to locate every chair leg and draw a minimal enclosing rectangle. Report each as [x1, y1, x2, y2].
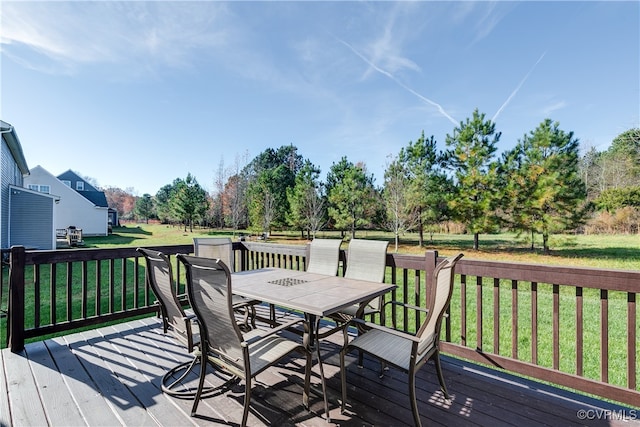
[302, 349, 311, 408]
[190, 350, 208, 416]
[433, 351, 450, 399]
[242, 377, 252, 427]
[409, 370, 422, 427]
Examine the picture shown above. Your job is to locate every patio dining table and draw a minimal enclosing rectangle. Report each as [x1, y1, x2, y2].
[231, 267, 396, 420]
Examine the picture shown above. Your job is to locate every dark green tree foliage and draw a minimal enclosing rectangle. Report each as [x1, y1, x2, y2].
[444, 109, 501, 250]
[594, 186, 640, 212]
[327, 157, 378, 239]
[135, 194, 154, 223]
[501, 119, 589, 253]
[398, 131, 452, 246]
[245, 145, 302, 230]
[608, 128, 640, 179]
[170, 173, 209, 232]
[286, 160, 326, 239]
[155, 183, 176, 224]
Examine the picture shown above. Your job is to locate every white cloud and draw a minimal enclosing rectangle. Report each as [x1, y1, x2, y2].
[0, 2, 232, 74]
[541, 100, 567, 117]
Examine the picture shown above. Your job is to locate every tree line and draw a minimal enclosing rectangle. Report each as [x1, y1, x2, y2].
[111, 109, 639, 253]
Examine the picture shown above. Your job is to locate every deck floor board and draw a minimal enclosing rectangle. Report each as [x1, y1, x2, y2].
[1, 310, 637, 427]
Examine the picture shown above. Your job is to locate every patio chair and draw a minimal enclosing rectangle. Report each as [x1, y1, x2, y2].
[137, 247, 234, 398]
[321, 239, 389, 335]
[339, 253, 464, 427]
[177, 254, 312, 426]
[193, 237, 260, 329]
[305, 238, 342, 276]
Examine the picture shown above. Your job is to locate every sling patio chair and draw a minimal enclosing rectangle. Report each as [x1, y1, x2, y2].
[305, 238, 342, 276]
[339, 253, 464, 427]
[136, 247, 237, 398]
[177, 254, 312, 427]
[317, 239, 390, 340]
[193, 237, 261, 329]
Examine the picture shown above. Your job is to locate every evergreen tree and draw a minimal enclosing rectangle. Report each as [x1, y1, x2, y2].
[501, 119, 590, 253]
[170, 174, 209, 232]
[135, 194, 154, 223]
[444, 109, 501, 250]
[327, 157, 377, 239]
[398, 131, 451, 246]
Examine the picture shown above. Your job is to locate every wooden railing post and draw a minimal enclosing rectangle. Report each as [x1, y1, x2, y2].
[425, 250, 438, 291]
[7, 245, 25, 352]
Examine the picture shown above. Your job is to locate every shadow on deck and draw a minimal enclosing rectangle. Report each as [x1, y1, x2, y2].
[1, 309, 637, 426]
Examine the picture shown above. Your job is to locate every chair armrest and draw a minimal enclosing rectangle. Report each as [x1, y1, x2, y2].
[242, 317, 305, 346]
[383, 300, 430, 315]
[346, 318, 420, 343]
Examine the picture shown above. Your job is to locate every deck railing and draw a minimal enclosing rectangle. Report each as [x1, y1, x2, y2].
[4, 242, 639, 407]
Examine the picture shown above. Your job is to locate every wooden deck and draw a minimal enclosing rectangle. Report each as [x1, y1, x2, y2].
[1, 308, 637, 427]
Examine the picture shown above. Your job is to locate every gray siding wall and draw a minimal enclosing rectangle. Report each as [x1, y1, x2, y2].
[10, 190, 54, 250]
[1, 140, 24, 248]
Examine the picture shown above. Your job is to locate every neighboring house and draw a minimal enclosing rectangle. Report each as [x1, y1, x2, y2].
[1, 120, 58, 250]
[56, 170, 118, 228]
[24, 166, 109, 237]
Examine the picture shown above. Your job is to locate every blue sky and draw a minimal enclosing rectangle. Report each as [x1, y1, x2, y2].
[1, 1, 638, 196]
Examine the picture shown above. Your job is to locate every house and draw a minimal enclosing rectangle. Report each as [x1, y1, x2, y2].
[56, 169, 117, 229]
[1, 120, 59, 250]
[24, 166, 109, 237]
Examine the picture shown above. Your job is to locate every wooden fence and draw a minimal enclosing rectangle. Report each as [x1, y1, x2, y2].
[3, 242, 639, 407]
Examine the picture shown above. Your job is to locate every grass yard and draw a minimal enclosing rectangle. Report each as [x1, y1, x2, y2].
[2, 223, 639, 393]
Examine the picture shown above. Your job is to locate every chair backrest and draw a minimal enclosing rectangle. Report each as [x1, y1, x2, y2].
[178, 254, 246, 377]
[344, 239, 389, 283]
[306, 238, 342, 276]
[136, 247, 193, 350]
[417, 253, 464, 352]
[193, 237, 235, 272]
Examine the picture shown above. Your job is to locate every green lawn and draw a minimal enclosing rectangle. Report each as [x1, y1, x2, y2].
[2, 223, 638, 393]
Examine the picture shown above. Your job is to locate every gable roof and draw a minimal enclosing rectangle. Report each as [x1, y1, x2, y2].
[0, 120, 29, 174]
[56, 169, 108, 208]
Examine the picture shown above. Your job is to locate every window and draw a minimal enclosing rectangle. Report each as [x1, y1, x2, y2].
[76, 181, 84, 191]
[62, 180, 71, 187]
[27, 184, 50, 194]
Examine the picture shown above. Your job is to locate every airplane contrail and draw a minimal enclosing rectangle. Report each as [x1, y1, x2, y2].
[335, 36, 459, 126]
[492, 51, 547, 122]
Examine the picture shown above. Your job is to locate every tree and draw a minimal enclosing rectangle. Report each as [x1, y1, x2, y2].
[135, 194, 154, 223]
[287, 160, 326, 239]
[223, 152, 250, 234]
[501, 119, 590, 253]
[211, 157, 226, 228]
[327, 157, 378, 239]
[444, 109, 501, 250]
[244, 145, 302, 229]
[398, 131, 452, 246]
[170, 174, 209, 232]
[155, 182, 178, 224]
[383, 155, 419, 252]
[104, 186, 136, 220]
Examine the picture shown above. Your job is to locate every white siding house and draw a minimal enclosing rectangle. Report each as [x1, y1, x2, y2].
[24, 166, 109, 236]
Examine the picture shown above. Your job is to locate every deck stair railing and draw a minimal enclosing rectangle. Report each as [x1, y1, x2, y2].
[3, 242, 639, 408]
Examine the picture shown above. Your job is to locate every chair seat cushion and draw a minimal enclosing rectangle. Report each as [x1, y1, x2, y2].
[248, 335, 304, 376]
[347, 328, 435, 371]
